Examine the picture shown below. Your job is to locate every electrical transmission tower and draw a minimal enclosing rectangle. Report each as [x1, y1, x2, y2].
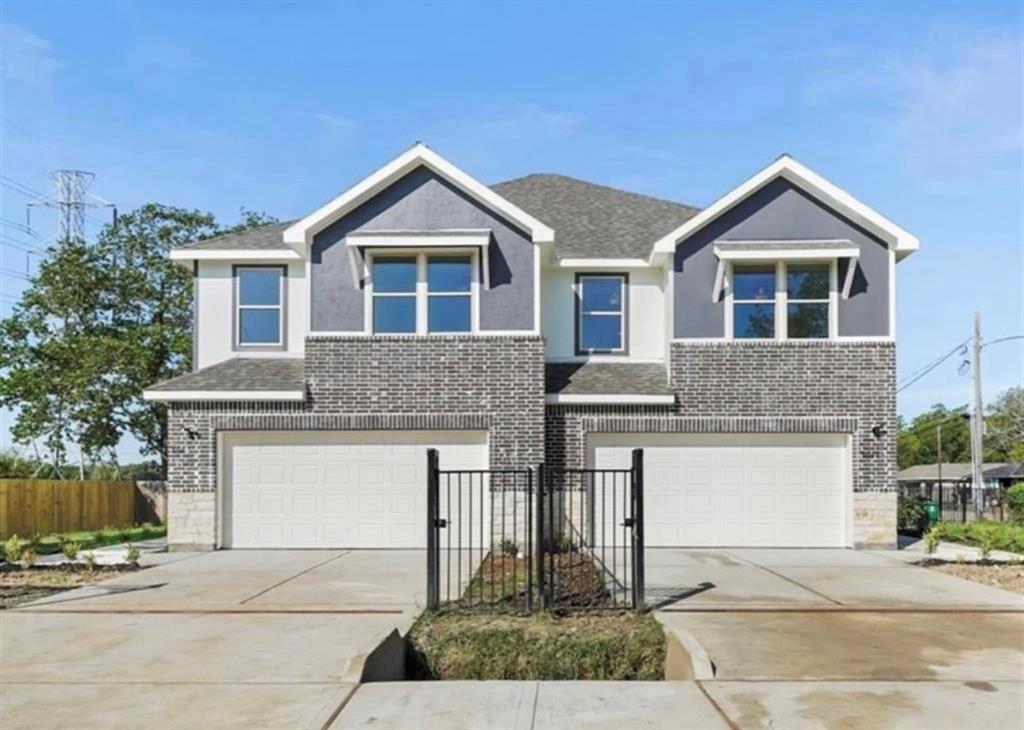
[27, 170, 115, 243]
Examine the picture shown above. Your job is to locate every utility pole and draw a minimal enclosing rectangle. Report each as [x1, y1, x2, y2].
[27, 170, 115, 243]
[970, 311, 985, 519]
[935, 423, 942, 495]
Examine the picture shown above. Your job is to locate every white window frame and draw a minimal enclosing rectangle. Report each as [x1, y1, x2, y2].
[364, 248, 479, 335]
[576, 273, 628, 355]
[725, 260, 837, 341]
[235, 265, 285, 348]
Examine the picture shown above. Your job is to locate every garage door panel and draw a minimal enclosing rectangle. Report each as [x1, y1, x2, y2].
[224, 430, 488, 548]
[589, 433, 847, 548]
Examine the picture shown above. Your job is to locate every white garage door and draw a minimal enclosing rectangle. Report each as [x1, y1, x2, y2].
[589, 433, 849, 548]
[223, 431, 488, 548]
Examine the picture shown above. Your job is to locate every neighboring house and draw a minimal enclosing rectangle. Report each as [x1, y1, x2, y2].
[144, 143, 918, 550]
[898, 463, 1024, 491]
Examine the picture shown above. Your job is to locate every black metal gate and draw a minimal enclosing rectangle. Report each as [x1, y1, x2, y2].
[426, 449, 645, 612]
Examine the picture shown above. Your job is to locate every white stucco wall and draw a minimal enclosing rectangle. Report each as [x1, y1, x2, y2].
[194, 260, 307, 370]
[541, 266, 666, 361]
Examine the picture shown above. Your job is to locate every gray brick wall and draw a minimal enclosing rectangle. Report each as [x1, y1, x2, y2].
[546, 341, 896, 495]
[166, 335, 546, 495]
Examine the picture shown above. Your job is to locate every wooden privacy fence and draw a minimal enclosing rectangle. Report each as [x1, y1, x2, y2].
[0, 480, 140, 538]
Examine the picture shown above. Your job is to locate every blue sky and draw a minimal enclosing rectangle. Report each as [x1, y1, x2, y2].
[1, 0, 1021, 462]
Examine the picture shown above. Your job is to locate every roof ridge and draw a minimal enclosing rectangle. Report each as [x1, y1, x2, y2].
[492, 173, 701, 212]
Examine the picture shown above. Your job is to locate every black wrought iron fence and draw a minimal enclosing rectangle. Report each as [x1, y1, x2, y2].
[426, 449, 645, 613]
[899, 482, 1009, 524]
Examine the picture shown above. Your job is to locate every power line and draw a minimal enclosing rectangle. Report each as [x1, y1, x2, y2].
[0, 267, 31, 280]
[897, 338, 971, 393]
[0, 216, 38, 238]
[0, 174, 45, 198]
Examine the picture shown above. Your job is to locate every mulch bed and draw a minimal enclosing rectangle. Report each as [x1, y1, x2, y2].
[923, 560, 1024, 594]
[0, 564, 142, 610]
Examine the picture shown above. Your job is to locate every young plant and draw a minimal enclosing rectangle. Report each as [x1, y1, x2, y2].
[19, 548, 37, 569]
[61, 541, 81, 561]
[923, 528, 940, 556]
[82, 552, 97, 572]
[977, 526, 997, 562]
[125, 544, 142, 568]
[3, 535, 27, 564]
[499, 539, 519, 557]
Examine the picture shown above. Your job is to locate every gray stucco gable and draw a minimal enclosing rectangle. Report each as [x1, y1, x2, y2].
[311, 166, 535, 332]
[673, 177, 891, 339]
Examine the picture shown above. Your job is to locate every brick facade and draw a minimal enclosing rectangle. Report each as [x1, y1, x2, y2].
[166, 337, 896, 549]
[544, 340, 897, 547]
[166, 335, 545, 548]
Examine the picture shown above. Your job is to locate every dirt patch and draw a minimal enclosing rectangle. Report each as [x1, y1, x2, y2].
[408, 611, 665, 680]
[460, 552, 610, 609]
[0, 564, 143, 610]
[924, 561, 1024, 594]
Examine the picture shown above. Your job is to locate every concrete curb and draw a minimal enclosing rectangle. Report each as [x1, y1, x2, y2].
[656, 613, 716, 680]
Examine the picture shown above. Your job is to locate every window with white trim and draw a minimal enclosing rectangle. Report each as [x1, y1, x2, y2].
[785, 263, 830, 339]
[236, 266, 284, 346]
[370, 252, 475, 334]
[576, 273, 627, 353]
[729, 261, 833, 340]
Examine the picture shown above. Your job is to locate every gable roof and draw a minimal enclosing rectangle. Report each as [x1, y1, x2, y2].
[282, 142, 554, 252]
[650, 154, 919, 262]
[492, 174, 700, 260]
[143, 357, 305, 401]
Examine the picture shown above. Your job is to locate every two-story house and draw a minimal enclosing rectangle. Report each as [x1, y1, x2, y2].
[144, 143, 917, 551]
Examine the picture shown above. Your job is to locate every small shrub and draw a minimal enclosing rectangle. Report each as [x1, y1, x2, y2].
[499, 539, 519, 557]
[897, 492, 930, 534]
[1006, 483, 1024, 524]
[556, 534, 574, 553]
[976, 526, 997, 562]
[3, 535, 27, 564]
[61, 541, 81, 561]
[82, 552, 96, 572]
[125, 544, 141, 567]
[924, 529, 940, 555]
[19, 548, 37, 569]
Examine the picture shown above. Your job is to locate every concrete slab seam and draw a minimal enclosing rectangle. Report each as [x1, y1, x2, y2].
[240, 551, 351, 604]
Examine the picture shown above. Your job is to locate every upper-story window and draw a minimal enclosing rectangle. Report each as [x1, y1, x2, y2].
[370, 252, 474, 334]
[576, 273, 627, 354]
[236, 266, 284, 347]
[730, 262, 832, 340]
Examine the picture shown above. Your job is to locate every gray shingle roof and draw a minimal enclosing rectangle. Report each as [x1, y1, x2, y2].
[897, 463, 1019, 482]
[491, 174, 700, 259]
[146, 357, 305, 393]
[545, 362, 671, 396]
[180, 221, 295, 251]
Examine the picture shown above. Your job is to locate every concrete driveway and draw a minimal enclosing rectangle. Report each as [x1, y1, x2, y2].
[0, 550, 423, 730]
[650, 548, 1024, 729]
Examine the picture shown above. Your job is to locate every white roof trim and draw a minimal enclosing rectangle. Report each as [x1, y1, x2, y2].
[142, 389, 306, 402]
[283, 143, 555, 253]
[713, 242, 861, 261]
[169, 249, 302, 261]
[650, 155, 919, 261]
[555, 258, 650, 269]
[345, 229, 491, 248]
[545, 393, 676, 405]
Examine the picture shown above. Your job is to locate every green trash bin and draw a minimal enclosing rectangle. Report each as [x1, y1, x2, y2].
[923, 501, 940, 525]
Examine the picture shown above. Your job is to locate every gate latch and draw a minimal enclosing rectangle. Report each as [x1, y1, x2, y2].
[433, 518, 448, 529]
[621, 517, 635, 528]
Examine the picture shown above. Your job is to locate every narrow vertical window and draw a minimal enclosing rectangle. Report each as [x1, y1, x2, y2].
[427, 255, 472, 333]
[732, 264, 776, 339]
[237, 267, 283, 346]
[577, 274, 626, 353]
[372, 257, 417, 333]
[786, 263, 830, 338]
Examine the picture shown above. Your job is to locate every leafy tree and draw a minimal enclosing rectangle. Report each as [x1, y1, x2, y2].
[985, 387, 1024, 464]
[0, 205, 276, 477]
[896, 404, 971, 469]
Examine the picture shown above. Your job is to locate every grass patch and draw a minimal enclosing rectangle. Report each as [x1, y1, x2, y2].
[929, 521, 1024, 554]
[8, 524, 166, 557]
[408, 611, 666, 681]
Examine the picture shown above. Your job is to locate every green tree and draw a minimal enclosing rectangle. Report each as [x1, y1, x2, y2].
[896, 404, 972, 469]
[0, 205, 276, 477]
[985, 387, 1024, 464]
